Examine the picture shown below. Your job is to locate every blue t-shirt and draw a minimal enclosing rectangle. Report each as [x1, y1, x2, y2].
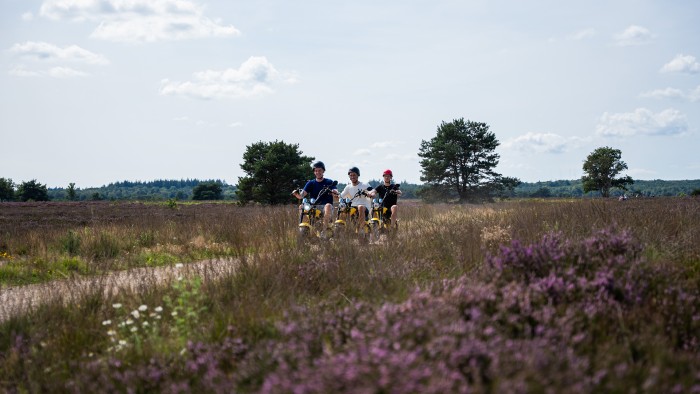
[303, 178, 337, 205]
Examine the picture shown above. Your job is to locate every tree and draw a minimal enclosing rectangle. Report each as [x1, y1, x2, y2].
[66, 182, 77, 201]
[192, 182, 223, 201]
[236, 140, 314, 204]
[418, 118, 519, 203]
[17, 179, 49, 201]
[582, 147, 634, 197]
[0, 178, 14, 201]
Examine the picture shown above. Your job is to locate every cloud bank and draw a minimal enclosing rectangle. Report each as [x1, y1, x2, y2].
[660, 54, 700, 74]
[613, 25, 655, 46]
[596, 108, 688, 137]
[160, 56, 296, 99]
[38, 0, 240, 43]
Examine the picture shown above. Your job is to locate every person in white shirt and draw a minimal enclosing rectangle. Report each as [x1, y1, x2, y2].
[340, 166, 372, 232]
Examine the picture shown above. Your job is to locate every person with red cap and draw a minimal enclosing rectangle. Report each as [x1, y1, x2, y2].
[372, 169, 402, 227]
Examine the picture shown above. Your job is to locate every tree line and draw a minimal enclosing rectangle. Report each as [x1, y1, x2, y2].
[2, 177, 698, 203]
[3, 118, 699, 203]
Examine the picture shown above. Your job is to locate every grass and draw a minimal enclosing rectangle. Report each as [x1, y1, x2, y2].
[0, 197, 699, 392]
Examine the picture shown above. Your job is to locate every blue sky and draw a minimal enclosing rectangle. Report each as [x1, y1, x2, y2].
[1, 0, 698, 188]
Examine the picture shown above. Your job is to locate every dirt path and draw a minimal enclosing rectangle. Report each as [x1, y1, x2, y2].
[0, 258, 239, 323]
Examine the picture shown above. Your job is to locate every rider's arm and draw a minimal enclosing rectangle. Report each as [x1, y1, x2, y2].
[292, 189, 306, 199]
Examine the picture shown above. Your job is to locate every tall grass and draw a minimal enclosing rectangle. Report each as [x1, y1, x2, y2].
[0, 197, 698, 392]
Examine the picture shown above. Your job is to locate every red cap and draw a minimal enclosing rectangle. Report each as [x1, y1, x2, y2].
[383, 169, 393, 177]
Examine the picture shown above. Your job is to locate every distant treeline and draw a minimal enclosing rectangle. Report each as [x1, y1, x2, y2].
[46, 178, 700, 201]
[511, 179, 700, 198]
[47, 179, 237, 201]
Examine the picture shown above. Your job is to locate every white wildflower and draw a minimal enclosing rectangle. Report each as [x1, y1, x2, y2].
[102, 320, 112, 326]
[138, 305, 148, 312]
[142, 321, 150, 327]
[175, 263, 183, 269]
[131, 310, 140, 319]
[155, 306, 163, 313]
[130, 327, 138, 333]
[171, 311, 178, 317]
[112, 303, 122, 309]
[125, 319, 134, 325]
[107, 330, 116, 336]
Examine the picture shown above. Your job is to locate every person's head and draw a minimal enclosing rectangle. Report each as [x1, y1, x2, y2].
[348, 166, 360, 185]
[312, 161, 325, 179]
[382, 169, 393, 184]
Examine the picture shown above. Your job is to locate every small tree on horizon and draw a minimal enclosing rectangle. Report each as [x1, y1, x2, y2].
[0, 178, 15, 201]
[192, 182, 224, 201]
[66, 182, 77, 201]
[16, 179, 50, 202]
[582, 146, 634, 198]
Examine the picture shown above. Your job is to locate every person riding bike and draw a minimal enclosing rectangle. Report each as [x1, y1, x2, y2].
[371, 169, 402, 226]
[292, 161, 338, 230]
[339, 166, 372, 233]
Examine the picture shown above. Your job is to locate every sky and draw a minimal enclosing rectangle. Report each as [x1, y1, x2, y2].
[1, 0, 699, 188]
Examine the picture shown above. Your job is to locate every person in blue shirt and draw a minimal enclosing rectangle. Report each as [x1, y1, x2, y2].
[292, 161, 339, 229]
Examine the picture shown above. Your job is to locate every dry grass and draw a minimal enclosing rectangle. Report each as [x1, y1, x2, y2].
[0, 197, 699, 391]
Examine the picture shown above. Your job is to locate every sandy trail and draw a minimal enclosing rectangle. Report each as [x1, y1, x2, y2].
[0, 258, 239, 323]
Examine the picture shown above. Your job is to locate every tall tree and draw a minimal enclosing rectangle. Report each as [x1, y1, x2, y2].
[236, 140, 314, 204]
[0, 178, 14, 201]
[17, 179, 50, 201]
[192, 182, 223, 201]
[418, 118, 519, 202]
[582, 146, 634, 197]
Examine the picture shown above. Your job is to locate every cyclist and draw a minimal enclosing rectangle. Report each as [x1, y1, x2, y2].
[339, 166, 372, 233]
[292, 161, 338, 230]
[372, 169, 402, 226]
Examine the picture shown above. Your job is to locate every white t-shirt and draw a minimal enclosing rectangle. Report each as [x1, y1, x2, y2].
[340, 181, 372, 211]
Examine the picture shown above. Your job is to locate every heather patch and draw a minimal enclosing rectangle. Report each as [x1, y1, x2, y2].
[57, 227, 700, 393]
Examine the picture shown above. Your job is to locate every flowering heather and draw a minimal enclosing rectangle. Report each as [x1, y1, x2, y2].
[57, 227, 700, 393]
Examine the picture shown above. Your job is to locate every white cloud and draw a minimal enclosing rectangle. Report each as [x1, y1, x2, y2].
[48, 66, 89, 78]
[689, 86, 700, 102]
[638, 87, 685, 100]
[614, 25, 655, 46]
[568, 28, 596, 40]
[660, 54, 700, 74]
[228, 121, 243, 128]
[38, 0, 240, 43]
[22, 12, 34, 21]
[9, 65, 88, 78]
[9, 66, 41, 77]
[503, 132, 580, 154]
[10, 41, 109, 65]
[596, 108, 688, 137]
[639, 86, 700, 101]
[160, 56, 295, 100]
[353, 148, 371, 156]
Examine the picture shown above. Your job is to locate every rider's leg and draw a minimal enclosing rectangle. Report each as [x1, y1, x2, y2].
[357, 205, 367, 232]
[324, 203, 333, 228]
[391, 205, 399, 225]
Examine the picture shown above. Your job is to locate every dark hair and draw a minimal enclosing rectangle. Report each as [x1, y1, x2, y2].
[313, 161, 325, 171]
[348, 166, 360, 176]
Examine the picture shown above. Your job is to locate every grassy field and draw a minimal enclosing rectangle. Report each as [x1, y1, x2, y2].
[1, 198, 699, 392]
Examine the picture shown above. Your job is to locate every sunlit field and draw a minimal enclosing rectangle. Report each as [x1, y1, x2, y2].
[1, 198, 699, 392]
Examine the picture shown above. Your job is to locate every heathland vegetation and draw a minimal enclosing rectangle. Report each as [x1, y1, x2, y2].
[1, 197, 699, 391]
